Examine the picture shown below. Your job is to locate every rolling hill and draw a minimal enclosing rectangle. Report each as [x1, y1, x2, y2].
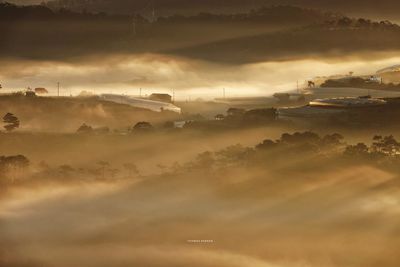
[41, 0, 400, 21]
[2, 3, 400, 64]
[0, 95, 180, 132]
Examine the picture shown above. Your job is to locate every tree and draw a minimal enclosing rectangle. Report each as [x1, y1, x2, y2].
[169, 162, 182, 173]
[77, 123, 93, 134]
[256, 139, 278, 150]
[157, 164, 167, 172]
[132, 122, 154, 133]
[243, 108, 277, 123]
[281, 131, 320, 145]
[194, 151, 215, 169]
[337, 17, 353, 27]
[372, 135, 400, 156]
[163, 121, 175, 129]
[215, 144, 253, 166]
[97, 161, 110, 179]
[0, 155, 30, 181]
[227, 108, 246, 117]
[109, 168, 120, 178]
[322, 133, 344, 146]
[123, 163, 139, 177]
[3, 113, 20, 132]
[38, 160, 50, 171]
[58, 165, 75, 178]
[344, 143, 369, 157]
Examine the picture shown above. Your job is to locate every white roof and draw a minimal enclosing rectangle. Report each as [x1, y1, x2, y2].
[101, 94, 181, 113]
[309, 97, 386, 107]
[377, 65, 400, 74]
[278, 105, 343, 118]
[306, 87, 400, 98]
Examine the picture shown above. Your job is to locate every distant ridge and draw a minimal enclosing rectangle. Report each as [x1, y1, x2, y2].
[377, 65, 400, 74]
[1, 2, 400, 63]
[41, 0, 400, 20]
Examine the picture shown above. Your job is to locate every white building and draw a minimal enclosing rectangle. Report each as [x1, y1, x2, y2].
[101, 94, 181, 113]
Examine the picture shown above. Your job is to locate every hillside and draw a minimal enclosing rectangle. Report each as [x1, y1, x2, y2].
[42, 0, 400, 21]
[172, 18, 400, 63]
[0, 95, 180, 132]
[2, 3, 400, 64]
[0, 4, 335, 62]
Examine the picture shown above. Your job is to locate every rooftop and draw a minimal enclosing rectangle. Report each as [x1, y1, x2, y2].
[309, 97, 386, 108]
[377, 65, 400, 74]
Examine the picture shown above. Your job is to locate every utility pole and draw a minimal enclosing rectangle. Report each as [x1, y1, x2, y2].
[223, 88, 226, 99]
[172, 88, 175, 103]
[57, 82, 60, 97]
[132, 15, 137, 37]
[151, 0, 156, 23]
[139, 88, 142, 97]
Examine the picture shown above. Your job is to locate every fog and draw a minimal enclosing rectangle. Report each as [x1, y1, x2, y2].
[2, 3, 400, 266]
[1, 130, 400, 267]
[1, 53, 400, 99]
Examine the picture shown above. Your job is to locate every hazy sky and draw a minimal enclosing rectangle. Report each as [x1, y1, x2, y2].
[2, 53, 400, 99]
[3, 0, 400, 98]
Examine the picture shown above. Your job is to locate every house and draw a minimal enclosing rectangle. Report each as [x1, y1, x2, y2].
[365, 76, 381, 83]
[25, 90, 36, 97]
[227, 108, 245, 117]
[35, 87, 49, 94]
[149, 93, 172, 103]
[215, 114, 225, 121]
[102, 94, 181, 113]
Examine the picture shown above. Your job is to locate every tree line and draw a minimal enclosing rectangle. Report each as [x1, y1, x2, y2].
[3, 131, 400, 186]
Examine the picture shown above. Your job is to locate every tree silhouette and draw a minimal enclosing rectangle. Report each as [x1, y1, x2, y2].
[227, 108, 245, 117]
[0, 155, 29, 182]
[256, 139, 278, 150]
[123, 163, 139, 177]
[77, 123, 93, 134]
[157, 164, 167, 172]
[163, 121, 175, 129]
[372, 135, 400, 156]
[97, 161, 110, 179]
[215, 144, 252, 166]
[194, 151, 215, 169]
[58, 165, 75, 178]
[322, 133, 344, 146]
[109, 168, 120, 178]
[132, 122, 154, 132]
[344, 143, 369, 157]
[3, 113, 20, 132]
[281, 131, 320, 145]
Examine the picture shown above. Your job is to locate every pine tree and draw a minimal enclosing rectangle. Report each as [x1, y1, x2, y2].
[3, 113, 20, 132]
